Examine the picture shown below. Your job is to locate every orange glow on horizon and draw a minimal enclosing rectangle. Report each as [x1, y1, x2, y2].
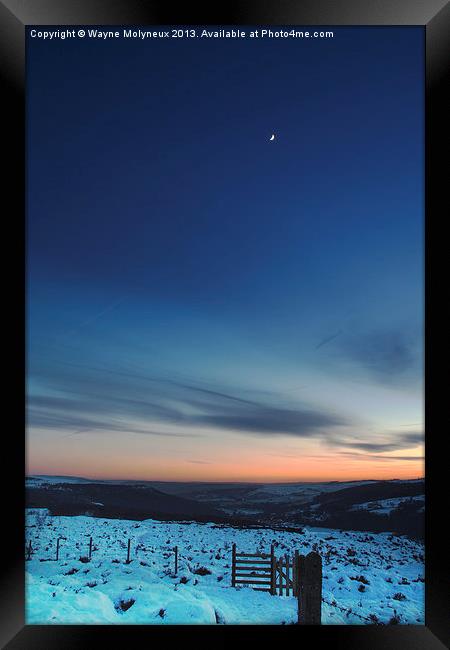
[26, 426, 424, 484]
[26, 455, 424, 484]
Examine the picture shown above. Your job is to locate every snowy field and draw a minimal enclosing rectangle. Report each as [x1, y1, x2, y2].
[25, 509, 424, 625]
[350, 495, 425, 515]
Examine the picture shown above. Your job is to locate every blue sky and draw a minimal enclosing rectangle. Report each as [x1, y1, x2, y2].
[26, 27, 424, 481]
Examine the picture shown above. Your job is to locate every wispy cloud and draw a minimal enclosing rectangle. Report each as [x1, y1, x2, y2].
[52, 299, 126, 346]
[315, 330, 342, 350]
[27, 359, 422, 457]
[338, 329, 419, 383]
[190, 406, 345, 436]
[187, 459, 212, 464]
[29, 409, 200, 439]
[330, 430, 423, 454]
[27, 362, 347, 439]
[338, 452, 424, 462]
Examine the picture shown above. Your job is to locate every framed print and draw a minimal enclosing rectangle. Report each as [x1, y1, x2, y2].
[1, 0, 449, 648]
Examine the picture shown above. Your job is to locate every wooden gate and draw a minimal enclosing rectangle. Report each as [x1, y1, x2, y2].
[231, 545, 300, 596]
[231, 544, 274, 592]
[274, 551, 299, 596]
[232, 546, 322, 622]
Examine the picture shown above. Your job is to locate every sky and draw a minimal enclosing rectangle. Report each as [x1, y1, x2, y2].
[26, 27, 424, 482]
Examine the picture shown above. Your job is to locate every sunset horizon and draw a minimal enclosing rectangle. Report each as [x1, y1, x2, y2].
[26, 454, 424, 484]
[27, 27, 423, 499]
[26, 473, 424, 484]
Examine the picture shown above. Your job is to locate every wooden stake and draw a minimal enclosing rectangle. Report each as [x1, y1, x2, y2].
[174, 545, 178, 574]
[126, 538, 131, 564]
[89, 536, 93, 560]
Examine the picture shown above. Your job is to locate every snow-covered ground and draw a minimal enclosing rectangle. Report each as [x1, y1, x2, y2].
[25, 509, 424, 625]
[245, 481, 376, 504]
[350, 495, 425, 515]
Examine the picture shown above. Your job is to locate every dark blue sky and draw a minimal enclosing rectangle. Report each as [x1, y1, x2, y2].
[26, 27, 424, 481]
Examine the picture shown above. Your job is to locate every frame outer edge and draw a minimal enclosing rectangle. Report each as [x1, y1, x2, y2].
[425, 2, 450, 647]
[0, 0, 25, 646]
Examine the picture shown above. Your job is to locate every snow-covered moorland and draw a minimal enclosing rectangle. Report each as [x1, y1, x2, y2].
[350, 495, 425, 515]
[25, 509, 424, 625]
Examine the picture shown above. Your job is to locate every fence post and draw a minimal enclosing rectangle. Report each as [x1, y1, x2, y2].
[174, 545, 178, 575]
[26, 540, 32, 561]
[297, 551, 322, 625]
[89, 536, 93, 560]
[231, 543, 236, 587]
[126, 538, 131, 564]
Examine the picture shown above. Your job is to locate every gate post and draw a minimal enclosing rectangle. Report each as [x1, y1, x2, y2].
[294, 550, 299, 596]
[297, 551, 322, 624]
[270, 544, 276, 595]
[285, 553, 290, 596]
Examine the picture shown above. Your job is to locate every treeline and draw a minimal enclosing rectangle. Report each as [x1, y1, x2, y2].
[300, 500, 424, 540]
[313, 480, 424, 509]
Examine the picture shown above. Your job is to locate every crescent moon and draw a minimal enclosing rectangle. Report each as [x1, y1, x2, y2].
[270, 134, 275, 141]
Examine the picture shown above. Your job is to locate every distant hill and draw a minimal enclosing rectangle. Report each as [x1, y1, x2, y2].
[312, 479, 425, 509]
[26, 482, 225, 523]
[304, 480, 425, 539]
[26, 475, 424, 538]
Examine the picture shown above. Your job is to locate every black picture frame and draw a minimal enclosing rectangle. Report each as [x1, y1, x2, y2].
[1, 0, 448, 648]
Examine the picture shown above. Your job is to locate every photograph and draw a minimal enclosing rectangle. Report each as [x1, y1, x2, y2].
[25, 24, 425, 626]
[1, 0, 449, 647]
